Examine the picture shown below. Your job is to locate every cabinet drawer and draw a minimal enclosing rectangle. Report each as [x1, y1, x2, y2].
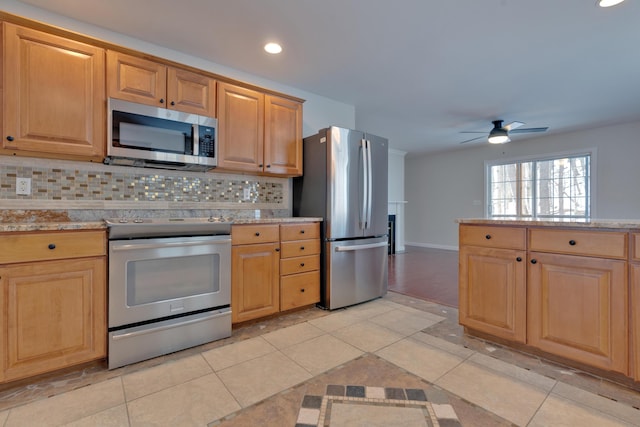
[280, 255, 320, 275]
[529, 228, 627, 259]
[0, 230, 106, 264]
[459, 225, 525, 250]
[281, 271, 320, 310]
[280, 222, 320, 241]
[232, 224, 279, 245]
[280, 239, 321, 259]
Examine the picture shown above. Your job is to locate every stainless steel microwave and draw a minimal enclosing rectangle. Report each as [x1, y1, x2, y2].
[105, 98, 217, 171]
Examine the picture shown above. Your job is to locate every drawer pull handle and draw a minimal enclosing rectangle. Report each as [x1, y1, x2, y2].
[516, 257, 522, 262]
[255, 232, 260, 236]
[569, 240, 576, 246]
[300, 263, 305, 267]
[300, 246, 305, 250]
[531, 259, 537, 264]
[300, 288, 305, 293]
[48, 243, 56, 250]
[300, 230, 305, 234]
[485, 234, 491, 239]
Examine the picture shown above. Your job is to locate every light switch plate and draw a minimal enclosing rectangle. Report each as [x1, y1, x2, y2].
[16, 177, 31, 195]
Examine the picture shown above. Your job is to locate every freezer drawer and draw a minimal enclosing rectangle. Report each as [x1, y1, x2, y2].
[324, 236, 388, 310]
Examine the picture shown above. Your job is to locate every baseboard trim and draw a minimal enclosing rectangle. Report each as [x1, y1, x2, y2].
[405, 242, 459, 251]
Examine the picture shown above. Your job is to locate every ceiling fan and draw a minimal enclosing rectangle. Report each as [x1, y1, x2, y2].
[460, 120, 549, 144]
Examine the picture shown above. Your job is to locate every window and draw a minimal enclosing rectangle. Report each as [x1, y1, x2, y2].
[487, 152, 592, 219]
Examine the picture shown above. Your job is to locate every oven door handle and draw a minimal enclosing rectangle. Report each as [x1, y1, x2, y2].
[111, 310, 230, 341]
[110, 238, 230, 252]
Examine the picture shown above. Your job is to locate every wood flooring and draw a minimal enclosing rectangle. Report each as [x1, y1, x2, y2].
[388, 246, 459, 308]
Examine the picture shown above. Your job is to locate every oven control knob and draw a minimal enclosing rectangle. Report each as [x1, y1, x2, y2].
[133, 218, 144, 223]
[118, 218, 128, 223]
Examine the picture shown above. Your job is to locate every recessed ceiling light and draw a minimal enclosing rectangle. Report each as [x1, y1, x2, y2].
[264, 42, 282, 54]
[597, 0, 625, 7]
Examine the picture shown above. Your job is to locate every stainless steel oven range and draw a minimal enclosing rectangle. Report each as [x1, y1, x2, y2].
[105, 217, 232, 369]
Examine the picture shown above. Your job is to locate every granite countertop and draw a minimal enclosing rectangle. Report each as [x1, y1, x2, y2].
[0, 217, 323, 233]
[457, 218, 640, 229]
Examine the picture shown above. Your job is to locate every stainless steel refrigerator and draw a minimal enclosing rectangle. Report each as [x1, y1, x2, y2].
[293, 126, 388, 310]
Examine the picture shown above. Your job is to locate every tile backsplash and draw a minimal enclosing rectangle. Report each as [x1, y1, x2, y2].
[0, 156, 290, 214]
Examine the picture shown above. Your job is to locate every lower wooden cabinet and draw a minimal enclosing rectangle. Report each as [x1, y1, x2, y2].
[231, 222, 320, 324]
[0, 256, 106, 383]
[632, 263, 640, 381]
[527, 252, 628, 374]
[459, 245, 526, 343]
[231, 242, 280, 323]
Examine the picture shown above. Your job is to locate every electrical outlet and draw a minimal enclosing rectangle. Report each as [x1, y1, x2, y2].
[243, 187, 251, 200]
[16, 177, 31, 196]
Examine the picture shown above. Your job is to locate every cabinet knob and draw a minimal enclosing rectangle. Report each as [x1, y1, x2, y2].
[531, 259, 537, 264]
[516, 257, 522, 262]
[300, 230, 305, 234]
[485, 234, 491, 239]
[159, 98, 165, 104]
[300, 288, 305, 293]
[170, 101, 175, 106]
[569, 240, 576, 246]
[275, 248, 280, 252]
[255, 232, 260, 236]
[266, 164, 271, 168]
[300, 263, 305, 267]
[6, 135, 14, 142]
[300, 246, 305, 250]
[48, 243, 56, 250]
[258, 164, 263, 168]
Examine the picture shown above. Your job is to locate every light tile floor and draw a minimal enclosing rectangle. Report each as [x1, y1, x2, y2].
[0, 292, 639, 426]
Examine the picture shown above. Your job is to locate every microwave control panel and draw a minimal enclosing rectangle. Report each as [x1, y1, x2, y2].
[198, 126, 216, 158]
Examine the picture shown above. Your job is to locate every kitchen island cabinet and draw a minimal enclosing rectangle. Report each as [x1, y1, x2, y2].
[107, 50, 217, 117]
[1, 22, 105, 161]
[458, 219, 634, 382]
[0, 230, 106, 384]
[459, 225, 526, 343]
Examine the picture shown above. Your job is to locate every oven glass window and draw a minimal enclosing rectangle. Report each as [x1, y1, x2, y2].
[126, 254, 220, 306]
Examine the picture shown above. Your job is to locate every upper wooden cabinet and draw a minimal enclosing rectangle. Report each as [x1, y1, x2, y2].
[1, 23, 106, 161]
[107, 51, 216, 117]
[217, 81, 303, 176]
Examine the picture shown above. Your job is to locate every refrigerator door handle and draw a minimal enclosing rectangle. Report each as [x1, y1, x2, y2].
[360, 138, 368, 229]
[365, 139, 373, 229]
[335, 241, 387, 252]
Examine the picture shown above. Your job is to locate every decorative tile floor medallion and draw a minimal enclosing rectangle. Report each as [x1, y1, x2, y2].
[295, 385, 461, 427]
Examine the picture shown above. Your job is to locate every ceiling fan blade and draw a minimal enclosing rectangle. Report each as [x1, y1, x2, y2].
[459, 131, 487, 134]
[504, 121, 525, 131]
[509, 127, 549, 134]
[460, 135, 485, 144]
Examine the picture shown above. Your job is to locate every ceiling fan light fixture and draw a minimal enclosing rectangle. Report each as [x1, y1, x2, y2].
[597, 0, 625, 7]
[488, 124, 510, 144]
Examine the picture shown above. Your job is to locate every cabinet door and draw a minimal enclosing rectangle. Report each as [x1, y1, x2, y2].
[107, 50, 167, 106]
[528, 252, 628, 374]
[0, 257, 106, 383]
[2, 23, 105, 160]
[167, 68, 216, 116]
[217, 82, 265, 172]
[264, 95, 303, 176]
[632, 263, 640, 381]
[459, 245, 526, 343]
[231, 243, 279, 323]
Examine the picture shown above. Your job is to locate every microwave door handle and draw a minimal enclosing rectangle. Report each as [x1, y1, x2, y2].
[192, 124, 199, 155]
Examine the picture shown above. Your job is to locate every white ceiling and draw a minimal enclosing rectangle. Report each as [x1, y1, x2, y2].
[15, 0, 640, 154]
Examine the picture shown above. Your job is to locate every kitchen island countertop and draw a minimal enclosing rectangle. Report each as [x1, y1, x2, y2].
[456, 217, 640, 229]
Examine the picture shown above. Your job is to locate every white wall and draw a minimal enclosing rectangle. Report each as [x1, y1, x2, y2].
[406, 120, 640, 249]
[388, 149, 407, 251]
[2, 1, 355, 136]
